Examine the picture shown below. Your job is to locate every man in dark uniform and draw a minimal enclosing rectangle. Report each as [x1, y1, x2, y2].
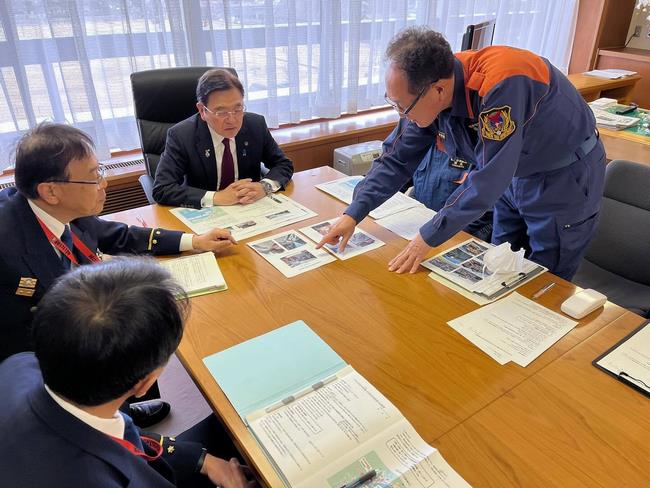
[0, 122, 236, 425]
[318, 27, 605, 280]
[0, 258, 253, 487]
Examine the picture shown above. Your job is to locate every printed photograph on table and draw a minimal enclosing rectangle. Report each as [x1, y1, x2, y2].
[460, 240, 489, 256]
[276, 233, 307, 250]
[248, 230, 336, 277]
[251, 240, 285, 255]
[299, 219, 385, 261]
[443, 247, 473, 265]
[280, 250, 317, 268]
[428, 256, 457, 273]
[462, 258, 490, 275]
[453, 267, 482, 284]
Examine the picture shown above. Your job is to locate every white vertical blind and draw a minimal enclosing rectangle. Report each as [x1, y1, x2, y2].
[0, 0, 578, 169]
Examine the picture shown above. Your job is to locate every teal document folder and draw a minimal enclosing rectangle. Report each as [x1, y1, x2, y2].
[203, 320, 346, 419]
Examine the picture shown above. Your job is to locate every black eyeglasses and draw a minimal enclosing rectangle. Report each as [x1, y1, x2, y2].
[384, 84, 431, 117]
[48, 165, 107, 185]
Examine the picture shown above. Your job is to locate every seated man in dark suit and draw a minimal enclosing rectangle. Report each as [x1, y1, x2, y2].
[153, 68, 294, 208]
[0, 258, 254, 488]
[0, 122, 236, 426]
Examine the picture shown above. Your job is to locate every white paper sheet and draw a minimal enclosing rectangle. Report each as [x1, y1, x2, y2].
[315, 176, 420, 219]
[299, 219, 384, 260]
[596, 323, 650, 394]
[247, 230, 336, 277]
[170, 194, 317, 240]
[448, 293, 577, 367]
[375, 205, 437, 240]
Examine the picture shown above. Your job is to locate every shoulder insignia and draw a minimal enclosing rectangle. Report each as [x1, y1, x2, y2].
[479, 106, 516, 141]
[19, 277, 37, 288]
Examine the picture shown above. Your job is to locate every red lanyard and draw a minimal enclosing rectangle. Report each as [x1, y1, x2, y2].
[109, 435, 164, 461]
[35, 217, 101, 265]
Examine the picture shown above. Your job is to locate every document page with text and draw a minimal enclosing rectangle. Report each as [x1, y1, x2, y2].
[247, 367, 470, 487]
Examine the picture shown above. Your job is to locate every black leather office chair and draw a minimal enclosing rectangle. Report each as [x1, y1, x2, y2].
[572, 159, 650, 317]
[130, 66, 238, 203]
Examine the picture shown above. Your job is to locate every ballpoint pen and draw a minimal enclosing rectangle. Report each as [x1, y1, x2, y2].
[136, 215, 148, 227]
[339, 469, 377, 488]
[532, 282, 555, 299]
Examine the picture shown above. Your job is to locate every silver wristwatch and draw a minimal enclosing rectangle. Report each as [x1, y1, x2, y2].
[261, 180, 273, 195]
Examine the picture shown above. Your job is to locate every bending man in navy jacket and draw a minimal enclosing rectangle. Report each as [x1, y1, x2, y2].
[0, 258, 254, 487]
[318, 28, 605, 280]
[153, 68, 294, 208]
[0, 122, 236, 426]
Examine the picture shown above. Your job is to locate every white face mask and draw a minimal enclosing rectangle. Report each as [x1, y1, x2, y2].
[483, 242, 525, 275]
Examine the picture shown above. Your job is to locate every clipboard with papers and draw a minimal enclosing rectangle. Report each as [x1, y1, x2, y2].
[592, 320, 650, 398]
[421, 238, 547, 305]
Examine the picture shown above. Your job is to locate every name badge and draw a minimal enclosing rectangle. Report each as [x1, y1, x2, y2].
[450, 158, 470, 170]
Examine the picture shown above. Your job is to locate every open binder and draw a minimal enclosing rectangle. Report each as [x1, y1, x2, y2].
[592, 320, 650, 398]
[203, 321, 470, 488]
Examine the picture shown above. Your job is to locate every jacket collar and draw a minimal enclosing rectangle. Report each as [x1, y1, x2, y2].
[450, 57, 470, 119]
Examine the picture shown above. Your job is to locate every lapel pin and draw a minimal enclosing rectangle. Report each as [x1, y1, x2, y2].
[205, 149, 211, 158]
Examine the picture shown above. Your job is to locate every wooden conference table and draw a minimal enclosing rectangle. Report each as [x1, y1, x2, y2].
[108, 167, 648, 487]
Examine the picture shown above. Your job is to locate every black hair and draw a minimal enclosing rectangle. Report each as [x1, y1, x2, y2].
[13, 122, 95, 199]
[33, 257, 189, 406]
[196, 68, 244, 105]
[385, 27, 455, 94]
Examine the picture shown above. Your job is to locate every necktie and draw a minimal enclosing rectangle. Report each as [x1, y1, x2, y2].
[219, 138, 235, 190]
[60, 225, 73, 269]
[122, 414, 145, 451]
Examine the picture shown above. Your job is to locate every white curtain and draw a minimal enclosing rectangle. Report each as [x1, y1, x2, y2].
[0, 0, 578, 169]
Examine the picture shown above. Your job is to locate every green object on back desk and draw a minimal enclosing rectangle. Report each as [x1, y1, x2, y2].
[607, 105, 650, 137]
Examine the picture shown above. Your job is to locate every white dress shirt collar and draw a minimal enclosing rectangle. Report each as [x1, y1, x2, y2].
[44, 384, 126, 440]
[27, 199, 67, 239]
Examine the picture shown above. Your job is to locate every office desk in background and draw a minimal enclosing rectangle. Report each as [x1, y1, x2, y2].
[600, 123, 650, 164]
[108, 167, 645, 487]
[567, 73, 641, 105]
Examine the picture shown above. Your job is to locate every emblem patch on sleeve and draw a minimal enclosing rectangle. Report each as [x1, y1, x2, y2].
[479, 106, 516, 141]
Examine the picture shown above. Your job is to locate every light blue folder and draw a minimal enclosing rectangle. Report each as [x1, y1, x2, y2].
[203, 320, 346, 419]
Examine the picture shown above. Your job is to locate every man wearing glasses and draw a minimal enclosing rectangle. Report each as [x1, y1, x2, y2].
[153, 69, 294, 208]
[319, 27, 605, 281]
[0, 122, 236, 426]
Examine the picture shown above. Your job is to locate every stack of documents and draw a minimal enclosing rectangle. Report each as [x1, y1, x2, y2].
[315, 175, 436, 240]
[204, 321, 471, 488]
[590, 106, 640, 130]
[421, 238, 546, 304]
[583, 68, 637, 79]
[448, 293, 578, 366]
[159, 252, 227, 297]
